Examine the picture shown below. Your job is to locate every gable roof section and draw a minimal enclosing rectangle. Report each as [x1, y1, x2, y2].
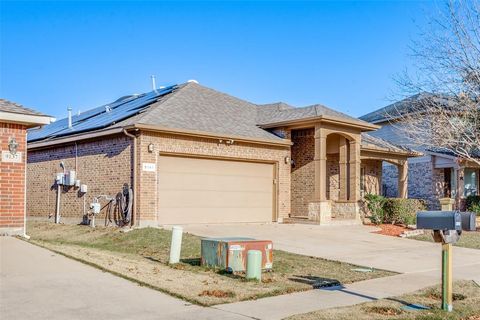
[359, 92, 454, 124]
[257, 103, 378, 130]
[361, 133, 419, 155]
[0, 98, 53, 127]
[117, 82, 283, 142]
[0, 99, 47, 116]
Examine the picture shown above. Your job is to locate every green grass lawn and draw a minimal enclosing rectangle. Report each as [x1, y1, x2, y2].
[412, 231, 480, 250]
[287, 280, 480, 320]
[26, 221, 396, 305]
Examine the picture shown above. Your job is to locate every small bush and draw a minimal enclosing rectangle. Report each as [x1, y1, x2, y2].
[364, 194, 386, 225]
[466, 195, 480, 216]
[383, 198, 426, 225]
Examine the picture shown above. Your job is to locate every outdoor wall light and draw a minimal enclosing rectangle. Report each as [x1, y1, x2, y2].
[284, 156, 290, 164]
[148, 143, 154, 153]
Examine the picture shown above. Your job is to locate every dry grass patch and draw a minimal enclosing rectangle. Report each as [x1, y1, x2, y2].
[412, 231, 480, 250]
[26, 221, 396, 306]
[287, 280, 480, 320]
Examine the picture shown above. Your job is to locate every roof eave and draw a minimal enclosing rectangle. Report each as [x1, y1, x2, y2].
[129, 123, 292, 147]
[361, 145, 422, 157]
[258, 115, 380, 131]
[28, 127, 124, 150]
[0, 111, 55, 128]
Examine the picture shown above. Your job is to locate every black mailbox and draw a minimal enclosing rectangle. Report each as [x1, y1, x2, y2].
[460, 212, 477, 231]
[416, 211, 462, 231]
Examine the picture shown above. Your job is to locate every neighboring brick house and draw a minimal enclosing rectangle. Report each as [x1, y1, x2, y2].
[0, 99, 53, 236]
[26, 82, 416, 227]
[360, 94, 480, 210]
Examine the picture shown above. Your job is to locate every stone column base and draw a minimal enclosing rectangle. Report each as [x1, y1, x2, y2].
[308, 201, 332, 224]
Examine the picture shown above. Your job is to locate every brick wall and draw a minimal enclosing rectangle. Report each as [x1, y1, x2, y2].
[291, 129, 314, 216]
[27, 134, 133, 223]
[327, 154, 340, 201]
[137, 131, 291, 226]
[362, 159, 382, 195]
[0, 123, 27, 235]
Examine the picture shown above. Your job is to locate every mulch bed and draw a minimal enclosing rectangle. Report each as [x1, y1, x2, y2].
[369, 224, 409, 237]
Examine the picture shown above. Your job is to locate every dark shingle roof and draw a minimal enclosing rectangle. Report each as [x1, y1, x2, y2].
[426, 146, 480, 159]
[0, 99, 47, 116]
[359, 92, 453, 124]
[361, 133, 417, 154]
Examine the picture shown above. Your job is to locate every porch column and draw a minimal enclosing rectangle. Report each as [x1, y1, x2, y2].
[398, 160, 408, 198]
[314, 125, 327, 201]
[339, 137, 348, 201]
[348, 139, 361, 201]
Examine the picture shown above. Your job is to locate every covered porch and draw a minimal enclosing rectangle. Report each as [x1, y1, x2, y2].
[287, 125, 416, 225]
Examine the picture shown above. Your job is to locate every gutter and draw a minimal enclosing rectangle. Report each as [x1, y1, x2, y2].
[123, 128, 138, 227]
[361, 146, 422, 157]
[126, 123, 292, 147]
[28, 127, 124, 150]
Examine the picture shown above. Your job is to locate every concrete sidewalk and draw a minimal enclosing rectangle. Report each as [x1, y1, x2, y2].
[0, 237, 247, 320]
[216, 271, 440, 319]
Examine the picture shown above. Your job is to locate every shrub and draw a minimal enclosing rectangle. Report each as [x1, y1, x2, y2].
[383, 198, 427, 225]
[466, 195, 480, 216]
[363, 193, 386, 225]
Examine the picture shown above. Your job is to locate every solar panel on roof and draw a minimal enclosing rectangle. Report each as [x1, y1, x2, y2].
[28, 85, 176, 142]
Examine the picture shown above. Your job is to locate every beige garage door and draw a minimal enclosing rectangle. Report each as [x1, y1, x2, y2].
[158, 156, 275, 224]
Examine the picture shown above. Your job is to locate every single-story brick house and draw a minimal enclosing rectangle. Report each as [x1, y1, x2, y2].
[26, 82, 417, 227]
[0, 99, 53, 236]
[360, 93, 480, 210]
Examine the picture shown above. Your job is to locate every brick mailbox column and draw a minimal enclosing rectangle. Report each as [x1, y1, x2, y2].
[0, 123, 27, 236]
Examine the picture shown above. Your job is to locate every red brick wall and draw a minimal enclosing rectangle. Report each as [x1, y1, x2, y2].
[291, 128, 315, 216]
[0, 123, 27, 235]
[137, 131, 291, 226]
[27, 135, 133, 223]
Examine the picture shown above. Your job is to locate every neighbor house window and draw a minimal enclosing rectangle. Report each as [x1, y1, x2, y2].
[464, 169, 478, 197]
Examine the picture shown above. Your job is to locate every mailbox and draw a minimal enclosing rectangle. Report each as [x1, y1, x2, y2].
[460, 212, 476, 231]
[416, 211, 462, 231]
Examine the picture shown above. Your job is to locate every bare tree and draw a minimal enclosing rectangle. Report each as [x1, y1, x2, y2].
[391, 0, 480, 166]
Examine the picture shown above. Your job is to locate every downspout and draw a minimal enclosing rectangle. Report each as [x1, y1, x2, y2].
[123, 128, 137, 227]
[23, 130, 30, 239]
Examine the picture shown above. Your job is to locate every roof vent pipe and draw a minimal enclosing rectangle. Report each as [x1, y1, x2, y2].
[151, 75, 156, 91]
[67, 107, 73, 129]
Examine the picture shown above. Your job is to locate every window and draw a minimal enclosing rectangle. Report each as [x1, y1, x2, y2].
[464, 169, 478, 197]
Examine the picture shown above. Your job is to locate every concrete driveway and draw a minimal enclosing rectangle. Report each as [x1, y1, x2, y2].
[0, 237, 247, 320]
[183, 223, 480, 278]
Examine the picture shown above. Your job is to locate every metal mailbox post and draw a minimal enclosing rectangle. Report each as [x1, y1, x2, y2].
[416, 211, 466, 312]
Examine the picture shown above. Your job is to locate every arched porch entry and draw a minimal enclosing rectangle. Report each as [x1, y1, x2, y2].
[290, 124, 362, 224]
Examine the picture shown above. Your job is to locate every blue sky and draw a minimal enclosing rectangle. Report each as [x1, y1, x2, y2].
[0, 1, 435, 119]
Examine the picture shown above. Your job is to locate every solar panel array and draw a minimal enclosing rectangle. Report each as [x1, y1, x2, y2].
[28, 85, 177, 142]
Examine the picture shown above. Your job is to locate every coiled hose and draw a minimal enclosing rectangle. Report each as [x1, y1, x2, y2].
[105, 184, 133, 226]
